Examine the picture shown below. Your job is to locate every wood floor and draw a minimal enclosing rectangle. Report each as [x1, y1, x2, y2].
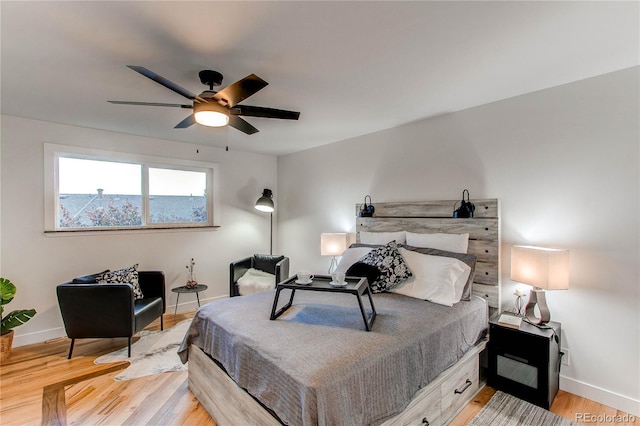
[1, 312, 214, 426]
[1, 311, 637, 425]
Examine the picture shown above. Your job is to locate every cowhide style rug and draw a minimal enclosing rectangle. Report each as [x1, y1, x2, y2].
[94, 320, 191, 381]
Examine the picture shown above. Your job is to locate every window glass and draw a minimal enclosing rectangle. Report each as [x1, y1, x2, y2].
[58, 158, 142, 228]
[149, 168, 207, 224]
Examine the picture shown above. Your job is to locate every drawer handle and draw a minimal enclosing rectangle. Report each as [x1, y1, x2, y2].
[454, 379, 472, 395]
[421, 418, 430, 425]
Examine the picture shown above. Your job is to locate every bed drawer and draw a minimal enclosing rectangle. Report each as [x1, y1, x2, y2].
[382, 384, 442, 426]
[381, 340, 485, 426]
[440, 353, 480, 420]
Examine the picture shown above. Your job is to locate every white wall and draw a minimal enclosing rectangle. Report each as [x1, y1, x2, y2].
[0, 115, 278, 346]
[278, 67, 639, 415]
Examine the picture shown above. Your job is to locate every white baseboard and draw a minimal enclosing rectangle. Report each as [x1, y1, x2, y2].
[13, 295, 227, 348]
[13, 327, 67, 348]
[561, 375, 640, 417]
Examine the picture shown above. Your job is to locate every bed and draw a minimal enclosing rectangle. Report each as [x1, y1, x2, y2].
[178, 199, 501, 425]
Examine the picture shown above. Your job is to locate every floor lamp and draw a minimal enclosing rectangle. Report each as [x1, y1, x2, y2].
[255, 189, 275, 255]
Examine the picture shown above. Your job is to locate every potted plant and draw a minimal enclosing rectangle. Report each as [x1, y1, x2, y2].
[1, 277, 36, 361]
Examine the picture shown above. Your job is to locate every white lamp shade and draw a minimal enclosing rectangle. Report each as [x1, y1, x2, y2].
[511, 245, 570, 290]
[321, 233, 348, 256]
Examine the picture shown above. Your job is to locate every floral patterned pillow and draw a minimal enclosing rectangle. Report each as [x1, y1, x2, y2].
[98, 264, 144, 300]
[357, 241, 412, 293]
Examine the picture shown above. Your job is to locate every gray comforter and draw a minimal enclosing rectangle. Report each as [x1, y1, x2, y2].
[178, 289, 487, 426]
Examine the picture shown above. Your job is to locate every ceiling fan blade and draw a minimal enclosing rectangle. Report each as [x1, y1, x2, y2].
[230, 105, 300, 120]
[108, 100, 193, 109]
[174, 114, 196, 129]
[229, 115, 259, 135]
[213, 74, 268, 108]
[127, 65, 203, 102]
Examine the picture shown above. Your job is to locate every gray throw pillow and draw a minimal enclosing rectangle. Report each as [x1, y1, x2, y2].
[72, 270, 110, 284]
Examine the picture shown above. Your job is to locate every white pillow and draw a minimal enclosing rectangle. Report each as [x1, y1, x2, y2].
[360, 231, 406, 245]
[334, 247, 373, 274]
[391, 248, 470, 306]
[405, 232, 469, 254]
[237, 268, 276, 295]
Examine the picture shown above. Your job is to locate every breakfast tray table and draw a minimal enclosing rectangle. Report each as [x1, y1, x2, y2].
[269, 275, 377, 331]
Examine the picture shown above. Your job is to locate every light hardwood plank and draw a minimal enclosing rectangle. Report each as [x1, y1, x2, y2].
[354, 199, 499, 219]
[42, 361, 129, 426]
[0, 312, 214, 426]
[2, 310, 636, 426]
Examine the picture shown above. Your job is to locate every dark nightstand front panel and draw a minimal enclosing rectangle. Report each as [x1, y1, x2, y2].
[488, 318, 561, 409]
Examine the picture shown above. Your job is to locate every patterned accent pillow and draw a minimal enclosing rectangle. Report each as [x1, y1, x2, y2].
[357, 241, 412, 293]
[98, 264, 144, 300]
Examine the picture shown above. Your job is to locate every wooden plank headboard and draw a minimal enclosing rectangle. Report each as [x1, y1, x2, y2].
[355, 199, 501, 309]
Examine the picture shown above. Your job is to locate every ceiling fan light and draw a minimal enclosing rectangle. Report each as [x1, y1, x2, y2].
[194, 103, 229, 127]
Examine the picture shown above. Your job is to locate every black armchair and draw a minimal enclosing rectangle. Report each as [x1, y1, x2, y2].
[56, 270, 166, 358]
[229, 254, 290, 297]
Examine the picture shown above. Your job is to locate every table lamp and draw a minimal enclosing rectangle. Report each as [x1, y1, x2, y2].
[510, 245, 570, 325]
[321, 233, 348, 273]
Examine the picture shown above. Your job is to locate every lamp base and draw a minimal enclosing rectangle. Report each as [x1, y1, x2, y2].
[525, 288, 551, 325]
[328, 257, 338, 274]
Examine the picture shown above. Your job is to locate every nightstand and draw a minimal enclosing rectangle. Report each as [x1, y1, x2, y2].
[488, 313, 561, 409]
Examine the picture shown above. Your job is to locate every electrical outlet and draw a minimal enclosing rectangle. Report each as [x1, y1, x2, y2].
[561, 348, 570, 366]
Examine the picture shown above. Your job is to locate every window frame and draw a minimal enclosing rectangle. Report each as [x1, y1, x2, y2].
[44, 143, 220, 233]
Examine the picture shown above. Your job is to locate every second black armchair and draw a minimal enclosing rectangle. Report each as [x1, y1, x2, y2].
[229, 254, 289, 297]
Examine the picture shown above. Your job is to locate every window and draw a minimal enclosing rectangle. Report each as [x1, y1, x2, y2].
[45, 144, 219, 232]
[148, 168, 207, 224]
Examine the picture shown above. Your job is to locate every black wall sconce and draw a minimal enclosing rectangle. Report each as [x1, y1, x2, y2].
[359, 195, 375, 217]
[453, 189, 475, 218]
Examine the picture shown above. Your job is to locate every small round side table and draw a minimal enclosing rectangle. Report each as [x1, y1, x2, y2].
[171, 284, 208, 319]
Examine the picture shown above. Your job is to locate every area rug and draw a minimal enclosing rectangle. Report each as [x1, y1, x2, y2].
[468, 391, 579, 426]
[94, 320, 191, 381]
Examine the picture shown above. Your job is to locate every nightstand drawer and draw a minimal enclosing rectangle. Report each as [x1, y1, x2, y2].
[441, 353, 480, 419]
[490, 325, 547, 362]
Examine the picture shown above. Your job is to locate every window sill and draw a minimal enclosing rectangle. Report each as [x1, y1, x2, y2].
[44, 225, 220, 237]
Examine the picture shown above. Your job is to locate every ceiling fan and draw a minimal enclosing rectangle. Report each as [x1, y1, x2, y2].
[108, 65, 300, 135]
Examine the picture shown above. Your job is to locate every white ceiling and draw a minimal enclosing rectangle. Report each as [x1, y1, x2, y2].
[1, 1, 638, 156]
